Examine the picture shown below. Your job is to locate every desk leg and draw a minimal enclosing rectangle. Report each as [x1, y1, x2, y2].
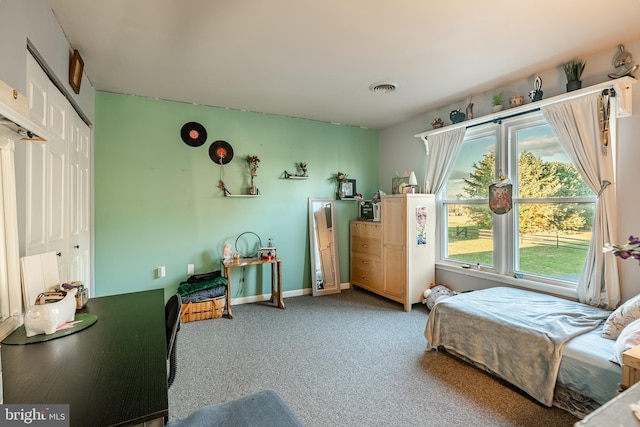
[270, 262, 276, 304]
[224, 266, 233, 319]
[277, 260, 285, 309]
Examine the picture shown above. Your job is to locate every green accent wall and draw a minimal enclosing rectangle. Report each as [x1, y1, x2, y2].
[94, 92, 378, 298]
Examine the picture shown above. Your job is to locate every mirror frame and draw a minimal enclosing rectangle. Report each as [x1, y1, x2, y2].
[308, 198, 341, 296]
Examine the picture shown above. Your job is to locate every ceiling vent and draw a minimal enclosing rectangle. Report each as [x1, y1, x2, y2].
[369, 82, 398, 94]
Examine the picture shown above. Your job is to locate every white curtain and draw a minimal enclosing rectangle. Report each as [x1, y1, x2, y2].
[0, 137, 23, 336]
[541, 92, 619, 309]
[424, 127, 467, 197]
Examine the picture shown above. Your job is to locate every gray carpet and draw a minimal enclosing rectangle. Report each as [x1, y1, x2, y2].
[168, 288, 579, 426]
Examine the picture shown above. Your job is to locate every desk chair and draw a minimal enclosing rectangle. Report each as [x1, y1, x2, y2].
[165, 293, 182, 388]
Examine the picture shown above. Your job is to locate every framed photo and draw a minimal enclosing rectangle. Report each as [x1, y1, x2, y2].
[341, 179, 356, 198]
[69, 50, 84, 94]
[392, 177, 410, 194]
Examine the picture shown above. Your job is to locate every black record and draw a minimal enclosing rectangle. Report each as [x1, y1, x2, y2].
[209, 140, 234, 164]
[181, 122, 207, 147]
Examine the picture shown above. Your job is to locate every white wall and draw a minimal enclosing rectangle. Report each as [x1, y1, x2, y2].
[380, 39, 640, 303]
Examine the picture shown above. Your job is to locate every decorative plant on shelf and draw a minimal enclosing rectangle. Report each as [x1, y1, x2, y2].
[297, 162, 308, 177]
[246, 155, 260, 194]
[604, 235, 640, 264]
[491, 93, 503, 111]
[329, 172, 348, 199]
[564, 59, 586, 92]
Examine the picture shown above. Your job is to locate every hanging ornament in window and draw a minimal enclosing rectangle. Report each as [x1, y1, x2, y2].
[489, 175, 512, 215]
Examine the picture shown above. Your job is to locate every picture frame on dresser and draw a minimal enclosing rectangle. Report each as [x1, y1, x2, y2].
[358, 200, 374, 220]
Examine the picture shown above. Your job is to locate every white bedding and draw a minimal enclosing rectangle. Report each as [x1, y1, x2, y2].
[424, 287, 612, 406]
[558, 323, 620, 404]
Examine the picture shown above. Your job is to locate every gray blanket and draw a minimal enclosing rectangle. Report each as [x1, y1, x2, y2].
[424, 287, 611, 406]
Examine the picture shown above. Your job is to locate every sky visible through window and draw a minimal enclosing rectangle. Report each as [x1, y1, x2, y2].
[447, 124, 569, 199]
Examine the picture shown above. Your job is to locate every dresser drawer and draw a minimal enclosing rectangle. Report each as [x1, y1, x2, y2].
[351, 222, 381, 239]
[351, 268, 383, 289]
[351, 252, 382, 276]
[351, 236, 381, 257]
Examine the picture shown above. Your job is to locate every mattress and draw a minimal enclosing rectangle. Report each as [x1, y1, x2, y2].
[558, 323, 621, 404]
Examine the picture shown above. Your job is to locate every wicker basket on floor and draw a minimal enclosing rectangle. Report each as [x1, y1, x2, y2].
[181, 295, 226, 323]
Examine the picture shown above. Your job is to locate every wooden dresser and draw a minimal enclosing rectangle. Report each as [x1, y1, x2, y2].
[350, 194, 435, 311]
[350, 221, 383, 297]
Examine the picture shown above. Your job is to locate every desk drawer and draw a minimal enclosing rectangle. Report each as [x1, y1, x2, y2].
[351, 236, 381, 257]
[351, 252, 382, 276]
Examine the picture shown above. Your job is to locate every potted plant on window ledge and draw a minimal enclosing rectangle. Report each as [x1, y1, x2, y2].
[492, 93, 503, 112]
[564, 59, 586, 92]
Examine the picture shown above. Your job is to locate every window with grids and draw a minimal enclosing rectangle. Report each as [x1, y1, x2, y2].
[441, 112, 596, 286]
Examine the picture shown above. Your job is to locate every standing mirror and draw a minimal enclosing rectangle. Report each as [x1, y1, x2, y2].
[308, 198, 341, 296]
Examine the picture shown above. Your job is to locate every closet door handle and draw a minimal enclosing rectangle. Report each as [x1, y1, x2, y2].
[74, 245, 80, 249]
[56, 252, 62, 257]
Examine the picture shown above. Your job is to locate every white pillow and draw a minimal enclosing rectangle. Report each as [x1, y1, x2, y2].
[602, 293, 640, 340]
[611, 317, 640, 365]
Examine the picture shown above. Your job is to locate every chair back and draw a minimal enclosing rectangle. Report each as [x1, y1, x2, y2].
[165, 293, 182, 387]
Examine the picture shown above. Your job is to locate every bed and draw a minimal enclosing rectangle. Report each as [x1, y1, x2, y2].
[424, 287, 621, 418]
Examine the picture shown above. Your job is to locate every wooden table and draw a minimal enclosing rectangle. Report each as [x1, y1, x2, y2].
[222, 257, 285, 319]
[2, 289, 168, 427]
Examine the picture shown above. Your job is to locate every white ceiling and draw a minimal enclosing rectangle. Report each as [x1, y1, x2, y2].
[47, 0, 640, 130]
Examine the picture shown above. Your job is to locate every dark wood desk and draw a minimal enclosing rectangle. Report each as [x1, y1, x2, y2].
[2, 289, 168, 427]
[222, 257, 285, 319]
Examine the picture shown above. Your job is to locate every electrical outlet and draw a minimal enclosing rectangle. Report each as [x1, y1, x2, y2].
[187, 264, 194, 274]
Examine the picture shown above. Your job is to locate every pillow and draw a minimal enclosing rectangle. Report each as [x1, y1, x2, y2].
[611, 317, 640, 365]
[602, 293, 640, 340]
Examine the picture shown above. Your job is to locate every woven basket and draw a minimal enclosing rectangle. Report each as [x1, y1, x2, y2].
[181, 296, 226, 323]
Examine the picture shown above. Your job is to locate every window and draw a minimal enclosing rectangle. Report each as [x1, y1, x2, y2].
[441, 112, 596, 288]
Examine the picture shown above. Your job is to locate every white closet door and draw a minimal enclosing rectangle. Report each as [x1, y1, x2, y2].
[24, 54, 49, 256]
[23, 140, 47, 255]
[26, 54, 47, 130]
[69, 114, 91, 293]
[45, 88, 69, 282]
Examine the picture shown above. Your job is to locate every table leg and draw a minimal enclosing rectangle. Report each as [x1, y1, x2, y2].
[224, 266, 233, 319]
[270, 262, 276, 304]
[277, 260, 285, 309]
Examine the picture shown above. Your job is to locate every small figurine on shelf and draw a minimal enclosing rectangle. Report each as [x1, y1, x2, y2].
[529, 76, 543, 102]
[246, 155, 260, 195]
[431, 117, 444, 129]
[218, 180, 231, 196]
[449, 108, 466, 124]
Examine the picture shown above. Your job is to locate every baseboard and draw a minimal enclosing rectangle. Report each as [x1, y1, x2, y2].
[229, 283, 351, 306]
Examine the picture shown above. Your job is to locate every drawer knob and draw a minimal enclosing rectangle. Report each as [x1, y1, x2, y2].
[362, 244, 369, 248]
[362, 260, 369, 264]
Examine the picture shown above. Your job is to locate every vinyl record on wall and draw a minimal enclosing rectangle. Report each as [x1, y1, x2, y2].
[209, 140, 234, 164]
[181, 122, 207, 147]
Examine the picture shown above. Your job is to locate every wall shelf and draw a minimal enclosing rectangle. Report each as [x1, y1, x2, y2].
[285, 175, 308, 180]
[225, 194, 260, 198]
[414, 76, 636, 141]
